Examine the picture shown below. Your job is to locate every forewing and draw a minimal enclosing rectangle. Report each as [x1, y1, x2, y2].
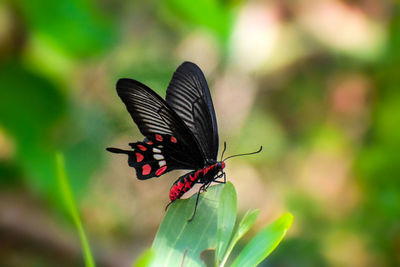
[115, 79, 205, 173]
[166, 62, 219, 160]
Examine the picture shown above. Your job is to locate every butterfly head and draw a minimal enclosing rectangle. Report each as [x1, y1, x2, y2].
[217, 161, 225, 170]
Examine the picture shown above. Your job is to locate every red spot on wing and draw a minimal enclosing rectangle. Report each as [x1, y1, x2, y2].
[155, 166, 167, 176]
[137, 145, 147, 151]
[170, 136, 177, 143]
[146, 140, 153, 145]
[155, 134, 163, 142]
[142, 164, 151, 175]
[135, 153, 144, 162]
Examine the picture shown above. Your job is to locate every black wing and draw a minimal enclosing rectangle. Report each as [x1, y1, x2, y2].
[166, 62, 219, 160]
[107, 79, 206, 179]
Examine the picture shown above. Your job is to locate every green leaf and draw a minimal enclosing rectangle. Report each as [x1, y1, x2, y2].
[0, 61, 65, 199]
[216, 182, 237, 263]
[0, 61, 108, 204]
[56, 153, 95, 267]
[0, 61, 65, 143]
[231, 212, 293, 267]
[134, 249, 155, 267]
[151, 184, 224, 267]
[219, 209, 260, 267]
[15, 0, 116, 58]
[234, 210, 261, 243]
[164, 0, 233, 43]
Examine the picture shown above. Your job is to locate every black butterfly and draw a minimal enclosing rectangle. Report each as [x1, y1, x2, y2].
[107, 62, 261, 221]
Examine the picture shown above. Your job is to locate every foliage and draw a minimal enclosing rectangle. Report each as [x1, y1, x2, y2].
[148, 182, 292, 267]
[56, 153, 95, 267]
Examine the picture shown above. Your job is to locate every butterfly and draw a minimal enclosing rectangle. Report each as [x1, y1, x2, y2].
[107, 62, 261, 221]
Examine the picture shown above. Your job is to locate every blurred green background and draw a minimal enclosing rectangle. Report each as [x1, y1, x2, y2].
[0, 0, 399, 266]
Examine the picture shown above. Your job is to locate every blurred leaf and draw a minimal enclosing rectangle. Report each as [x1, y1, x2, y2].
[151, 184, 223, 267]
[62, 104, 111, 198]
[15, 0, 116, 58]
[56, 153, 95, 267]
[164, 0, 233, 43]
[353, 14, 400, 266]
[231, 212, 293, 267]
[375, 96, 400, 146]
[24, 34, 76, 84]
[0, 60, 108, 203]
[0, 160, 22, 186]
[135, 249, 155, 267]
[0, 61, 65, 197]
[236, 111, 286, 164]
[216, 182, 237, 263]
[0, 61, 65, 141]
[262, 238, 328, 267]
[220, 209, 260, 266]
[234, 210, 260, 243]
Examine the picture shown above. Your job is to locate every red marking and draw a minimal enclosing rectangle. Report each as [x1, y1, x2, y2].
[177, 182, 184, 191]
[194, 169, 202, 180]
[155, 166, 167, 176]
[170, 136, 177, 143]
[146, 140, 153, 145]
[135, 153, 144, 162]
[169, 178, 195, 201]
[142, 164, 151, 175]
[137, 145, 147, 151]
[155, 134, 163, 142]
[203, 166, 212, 175]
[168, 163, 227, 201]
[169, 189, 178, 201]
[183, 180, 192, 191]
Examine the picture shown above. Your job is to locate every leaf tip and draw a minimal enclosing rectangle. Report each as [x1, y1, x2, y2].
[279, 212, 294, 230]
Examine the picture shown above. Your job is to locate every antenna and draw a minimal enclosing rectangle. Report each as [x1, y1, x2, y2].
[223, 146, 263, 161]
[220, 141, 227, 161]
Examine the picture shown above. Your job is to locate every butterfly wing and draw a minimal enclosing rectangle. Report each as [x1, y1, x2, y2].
[107, 78, 206, 179]
[165, 62, 219, 160]
[107, 134, 194, 180]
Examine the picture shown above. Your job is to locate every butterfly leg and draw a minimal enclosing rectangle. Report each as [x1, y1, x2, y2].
[211, 172, 226, 184]
[204, 177, 221, 190]
[194, 181, 210, 191]
[165, 200, 175, 211]
[188, 183, 208, 222]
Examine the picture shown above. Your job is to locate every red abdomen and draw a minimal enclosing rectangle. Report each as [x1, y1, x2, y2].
[169, 163, 223, 202]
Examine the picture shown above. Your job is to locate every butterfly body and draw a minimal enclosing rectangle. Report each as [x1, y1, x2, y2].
[169, 161, 225, 202]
